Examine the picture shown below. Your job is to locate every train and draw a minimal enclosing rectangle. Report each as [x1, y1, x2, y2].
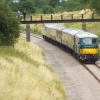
[42, 23, 99, 64]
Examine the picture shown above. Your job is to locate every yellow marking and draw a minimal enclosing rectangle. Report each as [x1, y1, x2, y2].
[80, 48, 98, 54]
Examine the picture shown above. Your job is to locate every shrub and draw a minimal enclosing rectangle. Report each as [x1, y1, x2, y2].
[0, 3, 20, 46]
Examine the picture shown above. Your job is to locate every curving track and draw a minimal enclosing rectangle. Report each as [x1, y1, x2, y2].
[82, 64, 100, 84]
[33, 33, 100, 84]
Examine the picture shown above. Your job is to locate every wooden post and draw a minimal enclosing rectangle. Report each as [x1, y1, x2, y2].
[26, 24, 30, 42]
[82, 22, 86, 31]
[82, 14, 83, 19]
[61, 15, 63, 20]
[71, 14, 73, 20]
[92, 13, 94, 19]
[41, 15, 42, 21]
[51, 15, 52, 20]
[30, 16, 32, 21]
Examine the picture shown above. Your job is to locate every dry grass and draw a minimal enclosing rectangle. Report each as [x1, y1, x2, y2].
[30, 9, 95, 20]
[0, 35, 66, 100]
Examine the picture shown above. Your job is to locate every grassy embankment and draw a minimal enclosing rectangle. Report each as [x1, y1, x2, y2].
[0, 36, 66, 100]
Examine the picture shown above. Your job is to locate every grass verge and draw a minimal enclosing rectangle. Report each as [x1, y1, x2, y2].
[0, 35, 66, 100]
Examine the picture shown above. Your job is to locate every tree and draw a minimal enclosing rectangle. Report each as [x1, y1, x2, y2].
[10, 2, 21, 12]
[0, 3, 20, 46]
[64, 0, 80, 11]
[48, 0, 59, 7]
[89, 0, 100, 13]
[21, 0, 35, 13]
[43, 6, 54, 14]
[54, 5, 65, 13]
[34, 0, 48, 8]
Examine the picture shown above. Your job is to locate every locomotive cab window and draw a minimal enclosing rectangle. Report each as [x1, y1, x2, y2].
[81, 38, 97, 45]
[92, 38, 96, 44]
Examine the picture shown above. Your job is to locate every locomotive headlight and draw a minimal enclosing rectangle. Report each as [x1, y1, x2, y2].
[88, 50, 90, 53]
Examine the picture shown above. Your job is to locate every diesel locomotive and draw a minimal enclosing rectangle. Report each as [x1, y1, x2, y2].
[43, 24, 99, 63]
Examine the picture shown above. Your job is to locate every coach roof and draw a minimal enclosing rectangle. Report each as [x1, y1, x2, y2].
[62, 27, 82, 36]
[76, 31, 98, 38]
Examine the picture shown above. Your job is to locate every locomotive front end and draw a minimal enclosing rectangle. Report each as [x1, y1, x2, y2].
[79, 37, 99, 63]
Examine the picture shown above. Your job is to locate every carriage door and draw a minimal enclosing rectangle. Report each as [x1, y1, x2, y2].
[75, 38, 80, 54]
[74, 35, 77, 53]
[57, 31, 62, 43]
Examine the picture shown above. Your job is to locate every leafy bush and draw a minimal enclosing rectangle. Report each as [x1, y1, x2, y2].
[0, 3, 20, 46]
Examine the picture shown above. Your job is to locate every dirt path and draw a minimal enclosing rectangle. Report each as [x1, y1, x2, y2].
[27, 34, 100, 100]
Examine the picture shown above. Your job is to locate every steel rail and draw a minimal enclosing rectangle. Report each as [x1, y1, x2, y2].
[30, 34, 43, 40]
[94, 64, 100, 69]
[82, 64, 100, 84]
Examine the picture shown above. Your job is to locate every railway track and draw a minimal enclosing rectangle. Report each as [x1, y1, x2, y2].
[22, 31, 43, 40]
[82, 64, 100, 84]
[31, 34, 100, 84]
[25, 33, 100, 84]
[30, 34, 43, 40]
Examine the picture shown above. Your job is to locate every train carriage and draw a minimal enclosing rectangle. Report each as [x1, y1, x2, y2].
[43, 23, 99, 63]
[56, 26, 66, 43]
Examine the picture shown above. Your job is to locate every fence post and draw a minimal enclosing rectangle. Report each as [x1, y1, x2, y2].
[92, 13, 94, 19]
[41, 15, 42, 21]
[26, 24, 30, 42]
[71, 14, 73, 20]
[30, 16, 32, 21]
[82, 14, 83, 19]
[61, 15, 63, 20]
[51, 15, 52, 20]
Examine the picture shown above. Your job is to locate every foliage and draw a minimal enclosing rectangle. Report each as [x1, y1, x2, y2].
[34, 0, 48, 8]
[64, 0, 80, 11]
[43, 6, 54, 14]
[3, 0, 100, 14]
[48, 0, 59, 7]
[89, 0, 100, 13]
[10, 2, 21, 12]
[0, 3, 20, 46]
[21, 0, 35, 13]
[54, 5, 65, 13]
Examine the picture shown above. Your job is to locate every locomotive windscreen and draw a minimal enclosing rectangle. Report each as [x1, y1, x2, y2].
[81, 38, 97, 45]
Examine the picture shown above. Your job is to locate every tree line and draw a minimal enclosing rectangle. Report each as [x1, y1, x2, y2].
[1, 0, 100, 14]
